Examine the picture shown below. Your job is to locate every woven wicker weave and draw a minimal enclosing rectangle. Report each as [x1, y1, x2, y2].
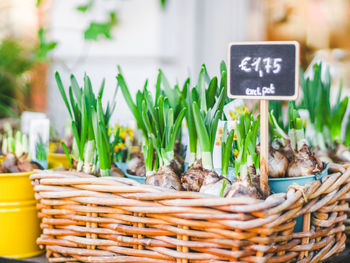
[341, 164, 350, 244]
[31, 163, 350, 263]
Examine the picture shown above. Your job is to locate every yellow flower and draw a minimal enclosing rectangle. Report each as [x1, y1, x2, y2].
[120, 130, 127, 141]
[114, 142, 126, 152]
[234, 149, 239, 157]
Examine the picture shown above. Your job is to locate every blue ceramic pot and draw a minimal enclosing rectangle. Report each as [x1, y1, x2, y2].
[114, 161, 127, 174]
[268, 165, 329, 232]
[268, 165, 329, 194]
[115, 161, 146, 184]
[32, 160, 47, 170]
[184, 162, 189, 172]
[124, 172, 146, 184]
[227, 167, 236, 182]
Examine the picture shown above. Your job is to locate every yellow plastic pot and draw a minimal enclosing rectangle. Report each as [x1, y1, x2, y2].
[0, 171, 42, 258]
[48, 153, 70, 169]
[49, 141, 60, 154]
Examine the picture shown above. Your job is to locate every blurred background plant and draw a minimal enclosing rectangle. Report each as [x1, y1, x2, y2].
[1, 0, 350, 136]
[0, 39, 34, 118]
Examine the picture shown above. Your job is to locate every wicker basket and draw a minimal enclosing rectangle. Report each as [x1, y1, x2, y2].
[340, 164, 350, 243]
[31, 163, 350, 263]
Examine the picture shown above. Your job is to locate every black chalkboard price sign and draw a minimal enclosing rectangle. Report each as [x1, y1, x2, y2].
[226, 41, 300, 197]
[227, 41, 299, 100]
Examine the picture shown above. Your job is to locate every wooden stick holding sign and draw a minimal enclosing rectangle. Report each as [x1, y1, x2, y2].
[227, 41, 299, 197]
[260, 99, 269, 196]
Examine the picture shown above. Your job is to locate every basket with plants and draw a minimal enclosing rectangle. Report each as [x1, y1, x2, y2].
[31, 64, 350, 262]
[297, 63, 350, 241]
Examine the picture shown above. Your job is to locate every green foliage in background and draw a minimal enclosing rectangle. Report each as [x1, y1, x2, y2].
[76, 0, 94, 12]
[0, 39, 34, 118]
[35, 135, 47, 161]
[84, 12, 118, 41]
[35, 28, 58, 61]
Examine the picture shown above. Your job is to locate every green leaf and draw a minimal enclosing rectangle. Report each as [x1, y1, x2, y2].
[168, 107, 186, 150]
[345, 116, 350, 147]
[76, 0, 93, 12]
[160, 69, 179, 110]
[206, 76, 218, 109]
[71, 121, 82, 159]
[35, 28, 57, 61]
[61, 142, 73, 168]
[160, 0, 167, 9]
[209, 111, 221, 152]
[192, 102, 210, 152]
[117, 73, 147, 138]
[84, 12, 118, 41]
[220, 61, 227, 74]
[98, 78, 106, 99]
[70, 74, 82, 110]
[55, 72, 73, 119]
[197, 66, 208, 112]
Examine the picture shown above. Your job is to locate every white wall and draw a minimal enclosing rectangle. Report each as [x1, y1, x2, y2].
[47, 0, 259, 134]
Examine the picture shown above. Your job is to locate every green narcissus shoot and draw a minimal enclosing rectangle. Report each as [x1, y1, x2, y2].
[61, 141, 73, 168]
[8, 134, 15, 154]
[2, 137, 7, 155]
[192, 89, 224, 170]
[184, 79, 198, 164]
[288, 102, 306, 151]
[15, 131, 23, 158]
[327, 78, 348, 148]
[299, 63, 349, 150]
[92, 96, 112, 177]
[269, 110, 289, 147]
[345, 114, 350, 148]
[220, 179, 227, 197]
[56, 71, 116, 176]
[22, 134, 29, 154]
[117, 69, 148, 141]
[219, 61, 232, 107]
[3, 123, 12, 137]
[269, 100, 286, 131]
[196, 65, 210, 112]
[234, 113, 260, 181]
[159, 69, 184, 119]
[190, 64, 226, 170]
[117, 66, 187, 176]
[143, 141, 154, 176]
[1, 130, 29, 158]
[221, 123, 234, 177]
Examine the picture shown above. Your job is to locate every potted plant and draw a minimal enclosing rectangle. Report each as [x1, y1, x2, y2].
[30, 63, 350, 263]
[268, 102, 327, 193]
[55, 72, 123, 177]
[0, 128, 42, 258]
[118, 67, 186, 186]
